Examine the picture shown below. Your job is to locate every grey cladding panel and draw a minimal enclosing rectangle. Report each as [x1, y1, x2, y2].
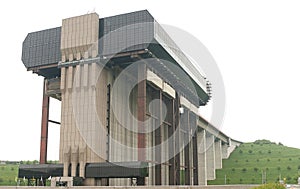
[22, 27, 61, 69]
[100, 10, 155, 56]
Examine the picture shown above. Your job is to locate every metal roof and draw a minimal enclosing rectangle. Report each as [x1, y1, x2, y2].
[21, 10, 210, 105]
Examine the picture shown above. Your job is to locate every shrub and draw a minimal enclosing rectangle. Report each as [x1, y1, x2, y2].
[277, 166, 281, 171]
[232, 168, 235, 172]
[239, 149, 243, 154]
[248, 150, 253, 154]
[287, 166, 291, 170]
[242, 168, 247, 172]
[268, 150, 272, 154]
[254, 167, 259, 172]
[252, 183, 285, 189]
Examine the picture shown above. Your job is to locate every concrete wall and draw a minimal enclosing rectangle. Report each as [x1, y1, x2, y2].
[57, 13, 242, 187]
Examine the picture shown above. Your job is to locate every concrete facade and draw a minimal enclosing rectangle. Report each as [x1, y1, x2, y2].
[21, 11, 242, 187]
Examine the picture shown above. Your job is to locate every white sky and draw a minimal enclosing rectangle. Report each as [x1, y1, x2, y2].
[1, 0, 300, 161]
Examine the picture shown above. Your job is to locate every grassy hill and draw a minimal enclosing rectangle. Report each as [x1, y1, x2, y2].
[0, 164, 18, 186]
[1, 141, 300, 186]
[208, 140, 300, 185]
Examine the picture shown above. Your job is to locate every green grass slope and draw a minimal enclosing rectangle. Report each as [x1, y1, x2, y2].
[208, 140, 300, 185]
[0, 164, 18, 186]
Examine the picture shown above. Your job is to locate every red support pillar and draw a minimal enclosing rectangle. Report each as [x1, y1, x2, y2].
[137, 63, 146, 185]
[40, 78, 49, 164]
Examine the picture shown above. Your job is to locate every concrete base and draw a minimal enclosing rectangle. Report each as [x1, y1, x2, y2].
[50, 177, 73, 187]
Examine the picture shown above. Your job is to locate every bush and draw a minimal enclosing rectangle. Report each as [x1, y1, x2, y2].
[254, 167, 258, 172]
[251, 183, 285, 189]
[287, 166, 291, 170]
[248, 150, 253, 154]
[277, 166, 281, 171]
[242, 168, 247, 172]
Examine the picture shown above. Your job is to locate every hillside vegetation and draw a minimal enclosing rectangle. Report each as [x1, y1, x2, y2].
[1, 140, 300, 186]
[208, 140, 300, 185]
[0, 160, 58, 186]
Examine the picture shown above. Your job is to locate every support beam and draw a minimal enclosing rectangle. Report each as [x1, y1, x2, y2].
[197, 129, 207, 185]
[40, 78, 49, 164]
[191, 113, 198, 185]
[154, 89, 162, 185]
[222, 142, 229, 159]
[206, 134, 215, 180]
[174, 94, 181, 185]
[215, 139, 222, 169]
[168, 98, 176, 185]
[182, 108, 190, 185]
[137, 63, 146, 185]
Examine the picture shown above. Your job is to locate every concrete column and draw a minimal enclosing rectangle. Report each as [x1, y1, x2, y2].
[168, 98, 176, 185]
[206, 134, 215, 180]
[197, 129, 207, 185]
[222, 143, 229, 159]
[154, 89, 162, 185]
[192, 132, 198, 185]
[137, 63, 146, 185]
[215, 139, 222, 169]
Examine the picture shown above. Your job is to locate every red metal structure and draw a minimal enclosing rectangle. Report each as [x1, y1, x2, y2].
[39, 79, 49, 164]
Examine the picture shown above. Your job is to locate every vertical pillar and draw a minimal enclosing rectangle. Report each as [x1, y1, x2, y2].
[215, 139, 222, 169]
[137, 63, 146, 185]
[206, 134, 215, 180]
[222, 142, 229, 159]
[197, 129, 207, 185]
[191, 113, 198, 185]
[168, 98, 176, 185]
[174, 95, 181, 185]
[154, 89, 162, 185]
[40, 78, 49, 164]
[182, 108, 190, 185]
